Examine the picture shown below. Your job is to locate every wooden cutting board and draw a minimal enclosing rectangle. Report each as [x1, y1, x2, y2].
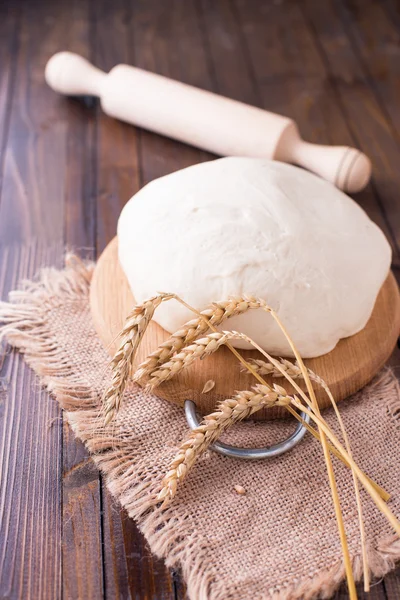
[90, 237, 400, 420]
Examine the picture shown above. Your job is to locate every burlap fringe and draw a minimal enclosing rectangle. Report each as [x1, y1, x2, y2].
[1, 254, 400, 600]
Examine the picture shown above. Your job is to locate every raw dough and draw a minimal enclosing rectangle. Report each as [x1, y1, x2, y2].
[118, 158, 391, 358]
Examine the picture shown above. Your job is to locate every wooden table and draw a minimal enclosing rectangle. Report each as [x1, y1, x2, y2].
[0, 0, 399, 598]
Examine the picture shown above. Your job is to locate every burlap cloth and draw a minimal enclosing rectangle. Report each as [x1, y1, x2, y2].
[1, 255, 400, 600]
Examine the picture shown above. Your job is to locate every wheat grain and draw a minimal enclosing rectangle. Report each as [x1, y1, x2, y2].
[157, 383, 291, 503]
[103, 293, 174, 424]
[134, 295, 266, 382]
[202, 379, 215, 393]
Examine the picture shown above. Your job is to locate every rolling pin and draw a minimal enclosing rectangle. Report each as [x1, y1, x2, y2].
[45, 51, 371, 193]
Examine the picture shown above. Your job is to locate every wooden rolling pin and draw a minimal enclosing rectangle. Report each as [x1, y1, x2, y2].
[45, 51, 371, 192]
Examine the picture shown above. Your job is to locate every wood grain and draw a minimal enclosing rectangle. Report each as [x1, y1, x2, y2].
[63, 463, 104, 599]
[48, 2, 107, 598]
[90, 236, 400, 420]
[0, 1, 67, 244]
[337, 0, 400, 141]
[101, 475, 176, 599]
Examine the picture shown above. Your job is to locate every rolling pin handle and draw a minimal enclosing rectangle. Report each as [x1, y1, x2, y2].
[45, 51, 106, 98]
[292, 141, 371, 194]
[279, 125, 372, 193]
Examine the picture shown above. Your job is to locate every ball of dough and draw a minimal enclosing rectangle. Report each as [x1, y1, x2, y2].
[118, 158, 391, 358]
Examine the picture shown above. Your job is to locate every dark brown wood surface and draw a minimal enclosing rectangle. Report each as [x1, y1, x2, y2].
[0, 0, 399, 598]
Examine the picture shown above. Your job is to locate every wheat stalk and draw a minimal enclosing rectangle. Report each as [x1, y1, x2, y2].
[158, 383, 292, 503]
[103, 293, 174, 425]
[244, 357, 370, 591]
[134, 295, 265, 381]
[241, 309, 358, 597]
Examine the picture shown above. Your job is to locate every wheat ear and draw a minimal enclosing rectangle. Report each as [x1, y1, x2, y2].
[244, 358, 328, 389]
[145, 338, 327, 391]
[158, 383, 292, 503]
[144, 331, 238, 389]
[103, 293, 174, 424]
[134, 295, 265, 381]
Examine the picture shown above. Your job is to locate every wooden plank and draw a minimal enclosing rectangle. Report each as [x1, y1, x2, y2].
[232, 0, 326, 81]
[93, 0, 177, 597]
[0, 243, 63, 600]
[300, 0, 400, 256]
[173, 571, 188, 600]
[0, 0, 105, 598]
[63, 461, 104, 599]
[63, 0, 97, 255]
[118, 510, 175, 600]
[130, 0, 214, 187]
[94, 0, 140, 253]
[0, 3, 20, 197]
[384, 0, 400, 41]
[0, 1, 68, 598]
[100, 488, 132, 599]
[102, 489, 176, 599]
[59, 1, 106, 597]
[337, 0, 400, 138]
[0, 0, 70, 244]
[63, 413, 104, 597]
[198, 0, 259, 105]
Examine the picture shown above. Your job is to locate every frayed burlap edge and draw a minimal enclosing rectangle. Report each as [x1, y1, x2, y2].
[1, 254, 400, 600]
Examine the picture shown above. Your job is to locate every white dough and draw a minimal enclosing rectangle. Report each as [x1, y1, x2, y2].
[118, 158, 391, 358]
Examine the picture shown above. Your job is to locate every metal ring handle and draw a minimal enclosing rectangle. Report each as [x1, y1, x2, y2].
[184, 400, 310, 460]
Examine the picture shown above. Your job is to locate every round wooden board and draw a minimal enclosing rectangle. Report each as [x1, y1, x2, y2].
[90, 237, 400, 420]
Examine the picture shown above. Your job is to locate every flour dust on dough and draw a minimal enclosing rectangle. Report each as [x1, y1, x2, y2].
[118, 157, 391, 358]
